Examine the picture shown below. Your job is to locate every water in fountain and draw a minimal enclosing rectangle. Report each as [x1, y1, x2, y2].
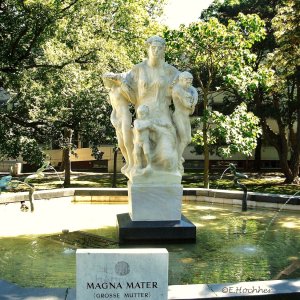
[1, 200, 299, 288]
[228, 244, 261, 255]
[199, 165, 233, 220]
[226, 217, 262, 255]
[0, 175, 33, 211]
[63, 248, 76, 255]
[46, 164, 64, 188]
[4, 161, 64, 212]
[213, 165, 231, 197]
[207, 164, 240, 218]
[1, 165, 299, 286]
[24, 161, 64, 188]
[230, 190, 300, 256]
[220, 166, 232, 181]
[9, 180, 35, 212]
[259, 190, 300, 245]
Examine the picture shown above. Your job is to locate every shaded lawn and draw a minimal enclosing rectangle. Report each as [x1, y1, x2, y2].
[1, 170, 300, 196]
[3, 172, 128, 192]
[182, 171, 300, 195]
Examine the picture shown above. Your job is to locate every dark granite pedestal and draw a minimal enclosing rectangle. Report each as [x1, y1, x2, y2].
[117, 213, 196, 244]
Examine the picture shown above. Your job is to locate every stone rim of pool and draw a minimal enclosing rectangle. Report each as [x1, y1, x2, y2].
[0, 278, 299, 299]
[1, 187, 300, 208]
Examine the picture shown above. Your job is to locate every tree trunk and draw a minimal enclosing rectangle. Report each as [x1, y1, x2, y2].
[285, 66, 300, 184]
[254, 137, 262, 171]
[281, 155, 300, 184]
[253, 86, 264, 172]
[272, 94, 298, 184]
[279, 156, 294, 183]
[63, 127, 73, 187]
[203, 92, 209, 188]
[276, 124, 294, 183]
[203, 127, 210, 188]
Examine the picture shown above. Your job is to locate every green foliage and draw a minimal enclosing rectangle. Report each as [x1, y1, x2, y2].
[201, 0, 300, 183]
[165, 14, 266, 81]
[0, 0, 165, 164]
[192, 103, 261, 158]
[165, 14, 265, 187]
[0, 110, 46, 165]
[268, 0, 300, 79]
[164, 13, 267, 103]
[201, 0, 283, 27]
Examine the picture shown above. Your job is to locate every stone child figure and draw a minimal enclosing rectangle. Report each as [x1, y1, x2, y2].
[172, 71, 198, 169]
[102, 73, 134, 174]
[133, 104, 153, 174]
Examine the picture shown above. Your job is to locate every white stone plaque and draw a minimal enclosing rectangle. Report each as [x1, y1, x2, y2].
[76, 248, 168, 300]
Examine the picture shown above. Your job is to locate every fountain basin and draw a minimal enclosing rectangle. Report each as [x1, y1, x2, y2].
[1, 191, 300, 285]
[0, 188, 300, 299]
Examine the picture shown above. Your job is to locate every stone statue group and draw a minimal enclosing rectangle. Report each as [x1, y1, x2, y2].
[103, 36, 198, 182]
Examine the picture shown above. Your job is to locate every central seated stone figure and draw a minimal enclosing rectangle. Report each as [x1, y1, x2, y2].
[103, 36, 198, 231]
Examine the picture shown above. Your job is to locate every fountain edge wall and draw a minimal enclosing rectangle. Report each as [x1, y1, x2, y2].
[0, 188, 299, 211]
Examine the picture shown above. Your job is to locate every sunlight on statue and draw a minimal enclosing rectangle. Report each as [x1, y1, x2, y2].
[172, 71, 198, 172]
[102, 73, 134, 175]
[133, 105, 153, 175]
[103, 36, 198, 184]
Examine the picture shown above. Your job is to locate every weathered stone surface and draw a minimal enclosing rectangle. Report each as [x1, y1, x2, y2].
[77, 249, 168, 300]
[103, 36, 198, 181]
[128, 183, 182, 221]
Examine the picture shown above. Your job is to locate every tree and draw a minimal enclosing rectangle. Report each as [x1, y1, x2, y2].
[164, 14, 265, 187]
[0, 0, 165, 186]
[202, 0, 300, 183]
[192, 103, 261, 159]
[201, 0, 282, 171]
[263, 0, 300, 183]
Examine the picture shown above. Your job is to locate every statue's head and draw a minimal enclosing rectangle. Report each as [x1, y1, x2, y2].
[136, 104, 149, 119]
[146, 36, 166, 61]
[179, 71, 193, 88]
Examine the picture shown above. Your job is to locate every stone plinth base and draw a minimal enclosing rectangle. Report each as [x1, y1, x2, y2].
[128, 182, 183, 221]
[117, 213, 196, 244]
